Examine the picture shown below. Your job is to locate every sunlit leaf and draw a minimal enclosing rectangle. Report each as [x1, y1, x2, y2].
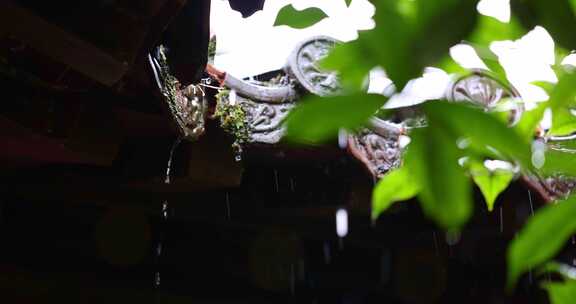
[543, 280, 576, 304]
[274, 5, 328, 29]
[372, 165, 420, 220]
[284, 94, 386, 144]
[470, 162, 514, 212]
[507, 195, 576, 289]
[406, 127, 473, 231]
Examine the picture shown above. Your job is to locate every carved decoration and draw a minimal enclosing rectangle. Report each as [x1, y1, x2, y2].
[543, 175, 576, 200]
[216, 88, 296, 145]
[149, 47, 207, 141]
[447, 70, 524, 125]
[239, 95, 295, 144]
[286, 36, 341, 96]
[347, 127, 402, 179]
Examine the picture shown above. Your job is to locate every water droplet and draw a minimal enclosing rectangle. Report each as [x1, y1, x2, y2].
[273, 170, 280, 192]
[323, 242, 331, 264]
[499, 206, 504, 234]
[457, 137, 470, 149]
[336, 208, 348, 238]
[234, 154, 242, 162]
[225, 192, 231, 220]
[527, 190, 534, 216]
[155, 272, 161, 287]
[531, 140, 546, 169]
[432, 231, 440, 256]
[445, 231, 461, 246]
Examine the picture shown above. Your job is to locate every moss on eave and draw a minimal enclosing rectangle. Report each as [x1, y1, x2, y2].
[214, 90, 251, 154]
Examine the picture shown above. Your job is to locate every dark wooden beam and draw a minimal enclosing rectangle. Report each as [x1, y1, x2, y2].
[0, 1, 128, 86]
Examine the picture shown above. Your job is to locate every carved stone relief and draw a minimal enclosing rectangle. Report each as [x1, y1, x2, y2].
[347, 128, 402, 179]
[447, 70, 524, 125]
[285, 36, 341, 96]
[239, 95, 295, 144]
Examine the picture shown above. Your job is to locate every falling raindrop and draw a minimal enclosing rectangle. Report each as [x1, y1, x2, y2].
[432, 231, 439, 257]
[336, 208, 349, 238]
[527, 190, 534, 216]
[273, 169, 280, 193]
[499, 206, 504, 234]
[154, 271, 161, 287]
[527, 190, 535, 286]
[225, 192, 231, 220]
[445, 231, 461, 246]
[323, 242, 331, 264]
[290, 263, 296, 295]
[531, 140, 546, 169]
[153, 136, 183, 290]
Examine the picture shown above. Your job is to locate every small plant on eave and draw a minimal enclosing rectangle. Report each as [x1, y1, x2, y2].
[214, 89, 251, 156]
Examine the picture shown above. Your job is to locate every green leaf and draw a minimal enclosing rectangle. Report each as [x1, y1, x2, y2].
[543, 280, 576, 304]
[541, 149, 576, 177]
[284, 94, 386, 144]
[507, 195, 576, 289]
[345, 0, 352, 7]
[466, 45, 510, 86]
[511, 0, 576, 50]
[406, 127, 473, 231]
[468, 15, 525, 45]
[539, 262, 576, 281]
[548, 71, 576, 136]
[514, 101, 547, 141]
[322, 0, 478, 91]
[423, 102, 532, 168]
[274, 5, 328, 29]
[470, 162, 514, 212]
[372, 165, 420, 220]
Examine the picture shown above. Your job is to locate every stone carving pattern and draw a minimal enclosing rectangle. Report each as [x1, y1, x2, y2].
[287, 36, 341, 96]
[349, 129, 402, 179]
[238, 95, 295, 144]
[449, 72, 523, 125]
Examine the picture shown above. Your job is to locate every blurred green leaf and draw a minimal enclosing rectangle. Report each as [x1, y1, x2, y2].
[470, 162, 514, 212]
[468, 15, 525, 45]
[371, 165, 420, 220]
[541, 149, 576, 176]
[511, 0, 576, 50]
[539, 262, 576, 281]
[406, 127, 473, 231]
[323, 0, 478, 91]
[507, 195, 576, 289]
[514, 101, 547, 141]
[547, 71, 576, 135]
[423, 102, 532, 168]
[274, 5, 328, 29]
[284, 94, 386, 144]
[345, 0, 352, 7]
[467, 45, 510, 86]
[543, 280, 576, 304]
